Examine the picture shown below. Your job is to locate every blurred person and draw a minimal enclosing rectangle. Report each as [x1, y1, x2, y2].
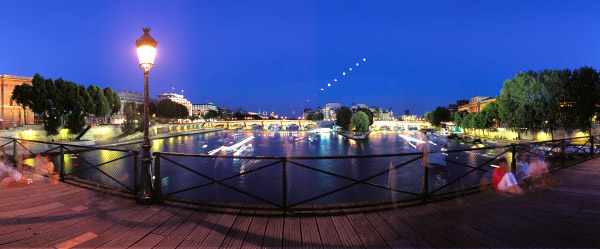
[516, 153, 532, 188]
[493, 157, 523, 194]
[529, 153, 551, 187]
[43, 156, 55, 175]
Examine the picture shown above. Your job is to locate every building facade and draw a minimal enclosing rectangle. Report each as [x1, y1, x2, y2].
[458, 96, 496, 113]
[191, 103, 217, 116]
[323, 102, 341, 121]
[116, 90, 144, 115]
[0, 75, 35, 127]
[158, 93, 192, 117]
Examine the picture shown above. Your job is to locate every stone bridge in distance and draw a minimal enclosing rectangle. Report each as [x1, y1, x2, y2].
[203, 120, 431, 131]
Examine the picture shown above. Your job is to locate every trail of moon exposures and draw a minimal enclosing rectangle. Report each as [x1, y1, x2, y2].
[304, 57, 367, 104]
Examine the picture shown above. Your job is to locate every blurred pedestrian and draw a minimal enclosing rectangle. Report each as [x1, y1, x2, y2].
[493, 157, 523, 194]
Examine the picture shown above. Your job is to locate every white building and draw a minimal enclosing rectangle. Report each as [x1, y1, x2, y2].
[323, 102, 341, 121]
[191, 103, 217, 116]
[158, 93, 192, 116]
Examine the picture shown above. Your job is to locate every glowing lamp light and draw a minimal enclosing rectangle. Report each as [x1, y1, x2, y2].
[327, 83, 331, 87]
[136, 28, 158, 71]
[321, 88, 324, 91]
[349, 67, 352, 71]
[342, 72, 346, 76]
[363, 57, 366, 61]
[334, 78, 338, 82]
[356, 62, 359, 66]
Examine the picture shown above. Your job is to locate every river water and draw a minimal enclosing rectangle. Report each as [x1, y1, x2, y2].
[60, 130, 502, 206]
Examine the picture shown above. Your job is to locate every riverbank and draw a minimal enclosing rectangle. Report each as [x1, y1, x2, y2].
[337, 130, 371, 140]
[97, 128, 223, 147]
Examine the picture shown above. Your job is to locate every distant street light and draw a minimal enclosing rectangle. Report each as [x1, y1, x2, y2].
[135, 27, 158, 204]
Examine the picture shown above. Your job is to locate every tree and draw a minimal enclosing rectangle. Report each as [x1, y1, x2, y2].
[430, 106, 451, 127]
[314, 112, 324, 121]
[87, 85, 110, 123]
[566, 67, 600, 133]
[475, 102, 499, 131]
[156, 99, 189, 121]
[424, 111, 433, 122]
[121, 101, 139, 135]
[11, 84, 33, 124]
[306, 113, 314, 120]
[351, 111, 370, 133]
[357, 108, 374, 126]
[103, 87, 121, 115]
[335, 107, 352, 130]
[453, 110, 469, 127]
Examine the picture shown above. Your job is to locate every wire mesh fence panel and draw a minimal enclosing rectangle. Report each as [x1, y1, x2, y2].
[158, 154, 283, 207]
[60, 146, 136, 192]
[431, 147, 509, 194]
[286, 155, 423, 207]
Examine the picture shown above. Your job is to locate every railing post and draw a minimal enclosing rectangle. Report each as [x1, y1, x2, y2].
[12, 139, 17, 163]
[59, 145, 65, 181]
[133, 152, 139, 195]
[561, 139, 566, 168]
[422, 162, 428, 199]
[154, 154, 162, 203]
[282, 158, 287, 214]
[590, 133, 594, 159]
[510, 143, 516, 174]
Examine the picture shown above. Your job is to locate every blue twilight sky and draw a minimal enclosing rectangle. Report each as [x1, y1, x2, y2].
[1, 1, 599, 117]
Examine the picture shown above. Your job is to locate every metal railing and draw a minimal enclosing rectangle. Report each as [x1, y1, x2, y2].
[3, 134, 597, 213]
[0, 136, 139, 194]
[152, 135, 599, 213]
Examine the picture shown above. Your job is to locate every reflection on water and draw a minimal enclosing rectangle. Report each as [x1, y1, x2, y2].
[57, 131, 506, 206]
[118, 130, 480, 157]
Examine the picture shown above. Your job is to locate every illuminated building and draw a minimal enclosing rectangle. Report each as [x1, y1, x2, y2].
[458, 96, 495, 113]
[191, 103, 217, 116]
[323, 102, 341, 121]
[0, 75, 35, 127]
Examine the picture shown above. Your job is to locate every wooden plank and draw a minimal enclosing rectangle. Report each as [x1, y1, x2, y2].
[362, 211, 410, 248]
[219, 210, 255, 248]
[343, 208, 388, 248]
[300, 215, 323, 249]
[419, 204, 513, 248]
[261, 211, 284, 248]
[240, 211, 268, 248]
[129, 233, 166, 248]
[95, 203, 183, 248]
[178, 209, 225, 247]
[329, 212, 363, 248]
[153, 208, 209, 248]
[54, 232, 98, 249]
[315, 211, 343, 248]
[152, 204, 199, 236]
[377, 210, 434, 248]
[199, 208, 240, 248]
[282, 216, 302, 248]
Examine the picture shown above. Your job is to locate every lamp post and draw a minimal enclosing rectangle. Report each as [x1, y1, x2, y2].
[135, 27, 158, 204]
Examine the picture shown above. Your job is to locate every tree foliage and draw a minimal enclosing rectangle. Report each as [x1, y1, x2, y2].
[103, 87, 121, 115]
[351, 111, 370, 133]
[156, 99, 189, 120]
[306, 112, 324, 120]
[357, 108, 374, 126]
[11, 74, 120, 135]
[497, 67, 600, 136]
[335, 107, 352, 130]
[121, 101, 139, 135]
[87, 85, 110, 122]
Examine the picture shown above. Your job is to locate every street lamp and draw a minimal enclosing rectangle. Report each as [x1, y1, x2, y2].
[135, 27, 158, 204]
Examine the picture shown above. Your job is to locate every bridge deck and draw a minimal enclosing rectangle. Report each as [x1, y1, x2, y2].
[1, 158, 599, 248]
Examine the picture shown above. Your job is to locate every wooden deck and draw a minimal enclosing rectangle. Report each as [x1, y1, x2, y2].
[1, 158, 600, 248]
